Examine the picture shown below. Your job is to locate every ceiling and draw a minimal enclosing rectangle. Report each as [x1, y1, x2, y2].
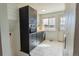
[17, 3, 65, 14]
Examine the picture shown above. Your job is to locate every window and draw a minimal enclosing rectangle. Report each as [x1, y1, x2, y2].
[49, 18, 55, 26]
[49, 18, 56, 31]
[42, 17, 56, 31]
[60, 16, 66, 31]
[43, 18, 49, 27]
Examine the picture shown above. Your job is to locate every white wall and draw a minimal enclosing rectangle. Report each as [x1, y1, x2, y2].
[0, 3, 13, 56]
[11, 20, 21, 56]
[46, 31, 64, 42]
[7, 3, 21, 56]
[2, 3, 20, 56]
[0, 3, 21, 56]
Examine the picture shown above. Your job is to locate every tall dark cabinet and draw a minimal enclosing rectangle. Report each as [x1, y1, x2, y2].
[19, 6, 37, 55]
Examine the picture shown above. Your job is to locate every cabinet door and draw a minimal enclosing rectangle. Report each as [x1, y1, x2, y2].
[29, 33, 37, 51]
[37, 32, 44, 44]
[19, 6, 29, 54]
[40, 32, 44, 43]
[37, 32, 41, 44]
[29, 6, 37, 31]
[40, 32, 43, 42]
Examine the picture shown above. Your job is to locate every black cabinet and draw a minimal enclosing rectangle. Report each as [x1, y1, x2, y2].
[19, 6, 45, 55]
[19, 6, 37, 55]
[37, 32, 45, 44]
[29, 33, 37, 50]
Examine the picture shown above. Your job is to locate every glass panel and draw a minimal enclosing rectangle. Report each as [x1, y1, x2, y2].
[49, 17, 56, 31]
[60, 17, 65, 25]
[60, 16, 66, 31]
[42, 18, 48, 25]
[42, 17, 56, 31]
[49, 18, 56, 25]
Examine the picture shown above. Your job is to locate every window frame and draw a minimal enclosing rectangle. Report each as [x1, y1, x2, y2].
[42, 17, 56, 31]
[60, 16, 66, 31]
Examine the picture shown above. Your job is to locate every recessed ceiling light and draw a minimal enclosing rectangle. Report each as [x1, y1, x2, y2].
[41, 10, 46, 12]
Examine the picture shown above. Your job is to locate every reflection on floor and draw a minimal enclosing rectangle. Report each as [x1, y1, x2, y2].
[30, 40, 64, 56]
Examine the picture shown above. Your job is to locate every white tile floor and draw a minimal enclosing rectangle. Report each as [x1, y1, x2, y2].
[30, 40, 64, 56]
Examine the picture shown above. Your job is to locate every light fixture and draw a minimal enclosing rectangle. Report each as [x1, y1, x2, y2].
[41, 10, 46, 12]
